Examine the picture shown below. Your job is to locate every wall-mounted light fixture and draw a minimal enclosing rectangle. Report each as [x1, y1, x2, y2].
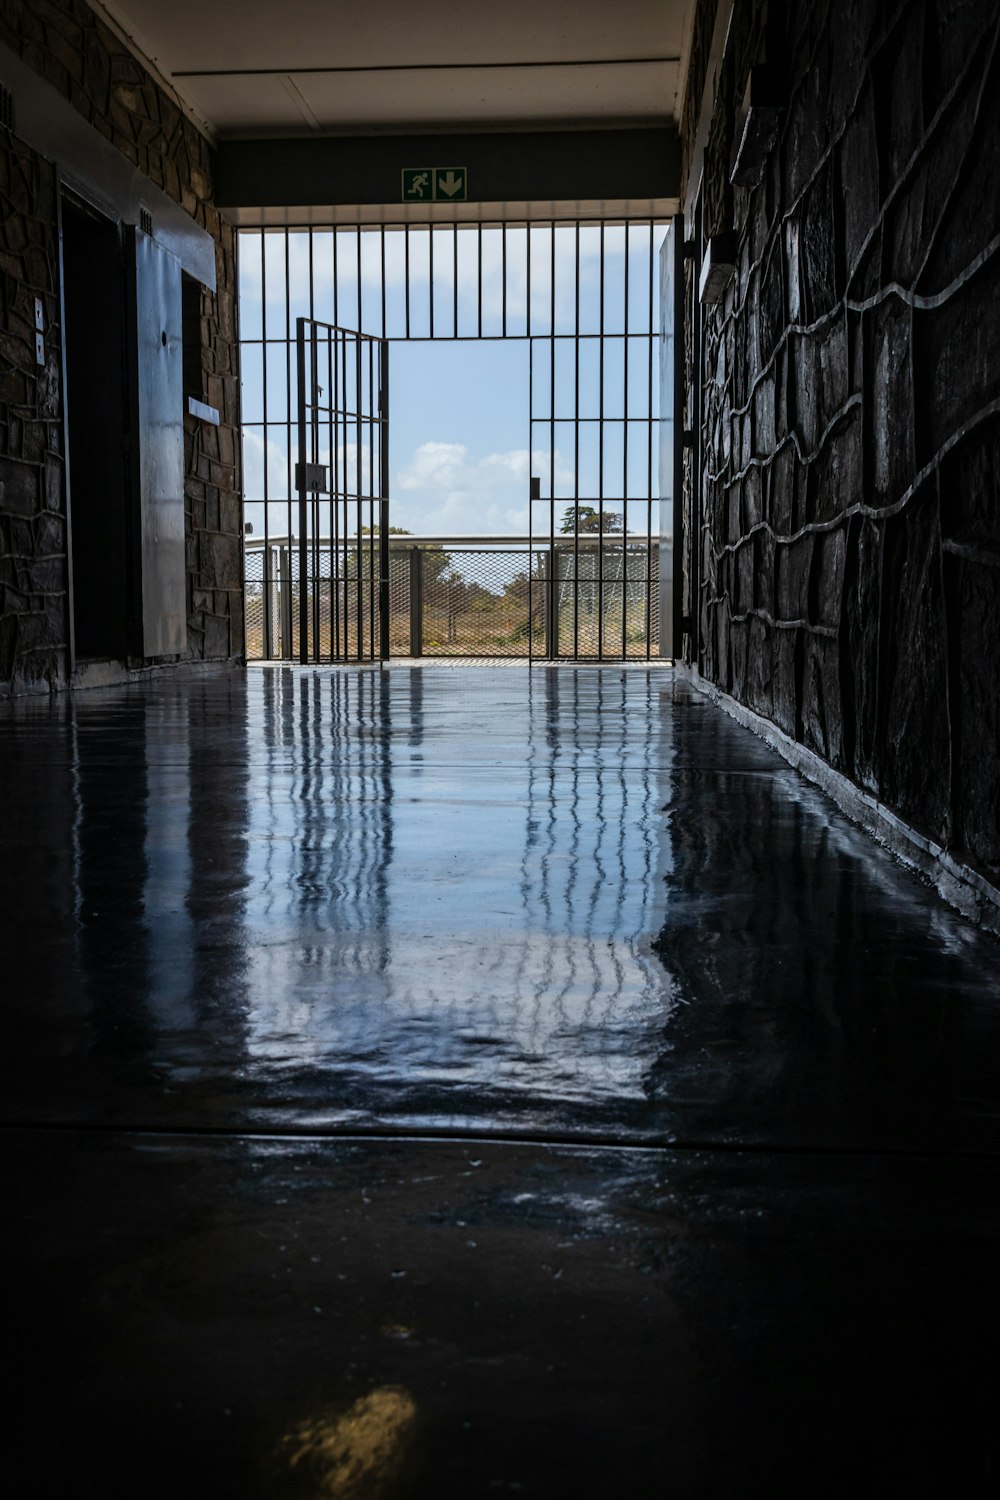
[730, 64, 783, 186]
[699, 232, 738, 304]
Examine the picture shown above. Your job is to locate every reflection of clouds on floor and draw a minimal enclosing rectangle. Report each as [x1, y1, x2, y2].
[237, 667, 675, 1123]
[244, 930, 673, 1109]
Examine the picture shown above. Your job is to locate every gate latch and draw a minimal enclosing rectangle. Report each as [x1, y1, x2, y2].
[295, 462, 329, 493]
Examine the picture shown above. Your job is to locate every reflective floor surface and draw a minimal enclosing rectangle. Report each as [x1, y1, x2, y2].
[3, 664, 999, 1496]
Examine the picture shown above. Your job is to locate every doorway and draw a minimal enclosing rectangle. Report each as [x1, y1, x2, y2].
[61, 195, 132, 662]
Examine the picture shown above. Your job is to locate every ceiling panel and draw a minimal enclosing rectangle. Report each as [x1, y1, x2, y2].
[101, 0, 685, 72]
[96, 0, 694, 134]
[177, 75, 314, 133]
[290, 62, 678, 133]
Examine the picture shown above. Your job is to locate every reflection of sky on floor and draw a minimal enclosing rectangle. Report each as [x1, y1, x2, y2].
[10, 665, 1000, 1154]
[238, 224, 665, 539]
[240, 668, 676, 1130]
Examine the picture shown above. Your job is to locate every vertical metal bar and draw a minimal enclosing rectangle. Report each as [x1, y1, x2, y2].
[405, 224, 411, 339]
[622, 221, 630, 659]
[573, 221, 580, 661]
[379, 342, 390, 659]
[526, 220, 531, 339]
[429, 222, 435, 339]
[542, 551, 552, 659]
[646, 218, 655, 660]
[356, 225, 362, 332]
[285, 229, 293, 656]
[310, 321, 320, 658]
[355, 335, 364, 658]
[502, 223, 507, 339]
[409, 547, 422, 656]
[260, 231, 272, 657]
[333, 223, 339, 325]
[453, 221, 459, 338]
[279, 542, 291, 656]
[332, 326, 340, 658]
[296, 317, 308, 664]
[477, 221, 483, 340]
[333, 330, 340, 659]
[380, 225, 387, 339]
[528, 337, 533, 662]
[549, 219, 556, 658]
[368, 336, 376, 656]
[325, 326, 333, 660]
[341, 329, 349, 658]
[598, 220, 605, 662]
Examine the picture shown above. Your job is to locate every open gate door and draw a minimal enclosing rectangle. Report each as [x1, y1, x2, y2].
[295, 317, 389, 663]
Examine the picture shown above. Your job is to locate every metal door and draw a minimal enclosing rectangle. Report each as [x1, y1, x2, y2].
[295, 317, 389, 663]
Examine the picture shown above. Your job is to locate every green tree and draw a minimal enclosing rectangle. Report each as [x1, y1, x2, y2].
[360, 524, 450, 583]
[559, 504, 623, 534]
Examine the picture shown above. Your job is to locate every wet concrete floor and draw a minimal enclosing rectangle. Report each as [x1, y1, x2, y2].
[3, 664, 999, 1495]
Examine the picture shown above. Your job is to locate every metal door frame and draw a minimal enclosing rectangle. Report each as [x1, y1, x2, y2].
[295, 317, 389, 663]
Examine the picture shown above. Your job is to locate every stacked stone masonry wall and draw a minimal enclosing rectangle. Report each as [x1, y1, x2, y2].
[0, 0, 242, 691]
[0, 133, 62, 687]
[688, 0, 1000, 885]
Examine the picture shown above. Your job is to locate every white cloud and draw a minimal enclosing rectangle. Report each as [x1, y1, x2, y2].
[392, 441, 574, 535]
[242, 427, 292, 500]
[243, 428, 377, 502]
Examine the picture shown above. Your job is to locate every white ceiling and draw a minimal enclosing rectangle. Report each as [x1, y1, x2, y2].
[94, 0, 695, 137]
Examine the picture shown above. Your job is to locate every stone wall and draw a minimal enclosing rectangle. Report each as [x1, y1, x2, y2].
[0, 132, 63, 689]
[0, 0, 242, 693]
[684, 0, 1000, 888]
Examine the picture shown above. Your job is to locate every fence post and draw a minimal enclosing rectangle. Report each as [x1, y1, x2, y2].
[279, 545, 292, 659]
[547, 546, 561, 659]
[263, 545, 273, 659]
[409, 546, 422, 657]
[541, 551, 554, 659]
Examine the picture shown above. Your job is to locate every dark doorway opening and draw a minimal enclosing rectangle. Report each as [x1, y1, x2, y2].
[61, 195, 132, 662]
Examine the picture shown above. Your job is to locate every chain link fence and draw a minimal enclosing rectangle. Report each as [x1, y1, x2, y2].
[246, 538, 661, 660]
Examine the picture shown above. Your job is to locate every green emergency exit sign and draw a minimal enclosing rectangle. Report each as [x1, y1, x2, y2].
[402, 167, 468, 203]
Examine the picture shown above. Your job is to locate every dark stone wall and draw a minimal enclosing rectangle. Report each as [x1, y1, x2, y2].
[0, 0, 242, 693]
[684, 0, 1000, 888]
[0, 133, 63, 689]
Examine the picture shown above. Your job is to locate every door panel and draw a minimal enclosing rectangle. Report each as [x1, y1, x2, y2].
[62, 197, 131, 662]
[296, 318, 388, 663]
[132, 229, 186, 659]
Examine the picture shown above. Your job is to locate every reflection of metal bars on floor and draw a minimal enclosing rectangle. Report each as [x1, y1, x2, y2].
[295, 318, 389, 663]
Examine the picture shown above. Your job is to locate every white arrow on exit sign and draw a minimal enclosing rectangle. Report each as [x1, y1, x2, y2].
[435, 168, 466, 200]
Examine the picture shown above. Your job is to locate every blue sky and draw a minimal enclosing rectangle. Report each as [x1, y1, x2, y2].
[238, 225, 664, 540]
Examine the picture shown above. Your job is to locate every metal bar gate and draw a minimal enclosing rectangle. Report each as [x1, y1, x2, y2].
[294, 317, 389, 663]
[241, 223, 673, 662]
